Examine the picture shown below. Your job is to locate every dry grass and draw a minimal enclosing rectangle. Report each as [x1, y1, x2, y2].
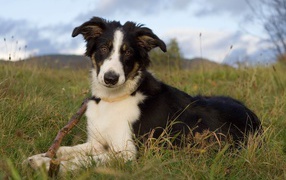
[0, 62, 286, 179]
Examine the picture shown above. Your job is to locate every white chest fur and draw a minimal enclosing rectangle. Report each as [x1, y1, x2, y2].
[85, 92, 145, 154]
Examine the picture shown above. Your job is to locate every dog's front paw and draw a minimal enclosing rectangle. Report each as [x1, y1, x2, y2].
[23, 153, 51, 170]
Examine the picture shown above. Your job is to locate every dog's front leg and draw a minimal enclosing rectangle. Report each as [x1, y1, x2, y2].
[56, 143, 137, 172]
[25, 142, 95, 172]
[56, 142, 94, 158]
[25, 142, 136, 172]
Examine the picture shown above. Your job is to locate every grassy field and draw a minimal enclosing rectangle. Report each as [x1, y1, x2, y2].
[0, 62, 286, 179]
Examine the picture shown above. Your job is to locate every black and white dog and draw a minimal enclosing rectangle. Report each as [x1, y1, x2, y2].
[26, 17, 262, 172]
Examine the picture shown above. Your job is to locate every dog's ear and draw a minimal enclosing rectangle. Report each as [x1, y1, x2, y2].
[72, 17, 106, 41]
[136, 27, 167, 52]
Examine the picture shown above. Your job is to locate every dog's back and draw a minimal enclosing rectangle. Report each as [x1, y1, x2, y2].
[133, 72, 262, 146]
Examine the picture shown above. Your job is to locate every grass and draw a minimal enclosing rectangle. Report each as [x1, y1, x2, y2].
[0, 62, 286, 179]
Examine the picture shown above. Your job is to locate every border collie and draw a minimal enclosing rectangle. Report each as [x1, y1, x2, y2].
[26, 17, 262, 172]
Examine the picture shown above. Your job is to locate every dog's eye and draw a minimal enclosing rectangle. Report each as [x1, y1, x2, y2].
[100, 47, 109, 54]
[125, 50, 132, 57]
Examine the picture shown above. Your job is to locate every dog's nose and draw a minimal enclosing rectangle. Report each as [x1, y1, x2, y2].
[104, 71, 119, 85]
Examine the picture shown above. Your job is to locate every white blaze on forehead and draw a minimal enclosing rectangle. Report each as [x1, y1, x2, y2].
[98, 29, 125, 86]
[113, 30, 124, 54]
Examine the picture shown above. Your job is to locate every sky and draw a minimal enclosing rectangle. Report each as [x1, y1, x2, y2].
[0, 0, 275, 64]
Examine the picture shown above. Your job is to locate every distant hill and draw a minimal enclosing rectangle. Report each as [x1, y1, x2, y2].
[0, 55, 91, 70]
[0, 54, 230, 70]
[181, 57, 230, 70]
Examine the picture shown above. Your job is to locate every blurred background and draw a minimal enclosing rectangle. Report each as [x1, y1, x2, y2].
[0, 0, 285, 66]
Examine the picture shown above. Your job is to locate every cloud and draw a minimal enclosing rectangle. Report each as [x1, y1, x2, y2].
[75, 0, 192, 22]
[0, 18, 28, 35]
[0, 18, 34, 60]
[163, 28, 235, 62]
[162, 27, 273, 64]
[0, 17, 78, 60]
[193, 0, 254, 17]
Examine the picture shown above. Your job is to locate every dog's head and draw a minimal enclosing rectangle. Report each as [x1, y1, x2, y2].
[72, 17, 166, 95]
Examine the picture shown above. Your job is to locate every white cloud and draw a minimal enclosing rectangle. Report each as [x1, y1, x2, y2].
[75, 0, 192, 22]
[0, 38, 37, 61]
[163, 27, 272, 64]
[163, 28, 234, 62]
[60, 42, 85, 55]
[193, 0, 256, 17]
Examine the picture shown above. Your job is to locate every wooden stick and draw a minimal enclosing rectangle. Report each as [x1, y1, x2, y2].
[45, 97, 91, 177]
[48, 159, 61, 177]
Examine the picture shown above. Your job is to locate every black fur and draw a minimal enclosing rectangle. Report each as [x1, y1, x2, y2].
[133, 72, 262, 146]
